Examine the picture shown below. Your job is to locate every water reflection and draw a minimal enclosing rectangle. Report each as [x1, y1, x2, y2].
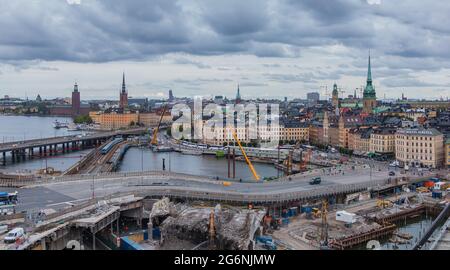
[118, 147, 281, 180]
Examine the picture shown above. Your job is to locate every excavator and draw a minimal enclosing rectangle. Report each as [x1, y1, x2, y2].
[150, 104, 168, 147]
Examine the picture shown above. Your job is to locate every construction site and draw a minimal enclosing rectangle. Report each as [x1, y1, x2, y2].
[0, 116, 449, 250]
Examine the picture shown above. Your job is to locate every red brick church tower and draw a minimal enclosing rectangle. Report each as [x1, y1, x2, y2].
[119, 73, 128, 109]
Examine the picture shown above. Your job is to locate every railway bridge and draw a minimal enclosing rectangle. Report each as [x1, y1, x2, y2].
[0, 128, 147, 165]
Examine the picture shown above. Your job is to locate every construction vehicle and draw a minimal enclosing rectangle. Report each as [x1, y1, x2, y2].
[151, 104, 168, 147]
[416, 187, 430, 193]
[377, 199, 392, 208]
[312, 208, 321, 218]
[230, 127, 260, 181]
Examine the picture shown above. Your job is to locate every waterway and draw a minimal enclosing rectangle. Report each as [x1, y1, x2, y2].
[353, 213, 440, 250]
[0, 115, 80, 142]
[118, 147, 282, 180]
[0, 115, 281, 179]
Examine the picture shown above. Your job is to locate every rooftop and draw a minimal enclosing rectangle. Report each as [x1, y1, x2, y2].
[396, 128, 442, 136]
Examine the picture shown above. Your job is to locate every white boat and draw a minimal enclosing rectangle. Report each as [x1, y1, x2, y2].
[52, 120, 69, 129]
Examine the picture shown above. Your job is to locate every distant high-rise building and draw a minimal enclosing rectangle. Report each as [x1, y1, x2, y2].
[307, 92, 320, 104]
[119, 73, 128, 109]
[168, 89, 174, 101]
[72, 82, 80, 115]
[363, 53, 377, 114]
[36, 94, 42, 103]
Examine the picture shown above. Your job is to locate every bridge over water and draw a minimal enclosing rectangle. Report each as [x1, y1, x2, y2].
[0, 128, 147, 165]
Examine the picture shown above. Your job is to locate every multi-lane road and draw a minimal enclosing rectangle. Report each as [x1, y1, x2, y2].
[2, 165, 412, 212]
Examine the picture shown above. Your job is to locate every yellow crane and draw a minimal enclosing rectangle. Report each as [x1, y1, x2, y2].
[151, 104, 168, 146]
[230, 127, 260, 181]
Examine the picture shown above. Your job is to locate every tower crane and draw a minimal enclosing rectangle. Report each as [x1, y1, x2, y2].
[320, 200, 329, 249]
[208, 210, 216, 250]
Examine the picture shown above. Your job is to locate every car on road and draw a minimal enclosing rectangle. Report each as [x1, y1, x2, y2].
[389, 171, 395, 176]
[3, 227, 26, 244]
[309, 177, 321, 185]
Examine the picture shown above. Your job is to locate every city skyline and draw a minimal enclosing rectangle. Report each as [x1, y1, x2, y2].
[1, 1, 450, 100]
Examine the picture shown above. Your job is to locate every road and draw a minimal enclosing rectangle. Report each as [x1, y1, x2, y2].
[0, 128, 147, 152]
[1, 165, 404, 213]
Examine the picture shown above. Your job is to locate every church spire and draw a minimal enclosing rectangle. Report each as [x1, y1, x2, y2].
[367, 51, 372, 84]
[122, 72, 127, 93]
[363, 51, 375, 98]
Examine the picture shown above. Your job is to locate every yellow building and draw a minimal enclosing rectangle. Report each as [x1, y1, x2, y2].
[338, 116, 363, 148]
[89, 111, 139, 130]
[370, 128, 396, 154]
[139, 112, 172, 127]
[348, 128, 372, 153]
[281, 123, 309, 142]
[395, 128, 444, 168]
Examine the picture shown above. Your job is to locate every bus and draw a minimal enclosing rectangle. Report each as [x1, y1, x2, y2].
[0, 191, 18, 206]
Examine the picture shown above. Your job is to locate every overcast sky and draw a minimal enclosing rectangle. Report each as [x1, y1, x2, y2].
[0, 0, 449, 100]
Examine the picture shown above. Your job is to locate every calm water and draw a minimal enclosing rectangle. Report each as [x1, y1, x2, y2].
[0, 116, 280, 178]
[118, 147, 281, 180]
[353, 214, 436, 250]
[0, 115, 84, 172]
[2, 149, 92, 173]
[0, 115, 80, 143]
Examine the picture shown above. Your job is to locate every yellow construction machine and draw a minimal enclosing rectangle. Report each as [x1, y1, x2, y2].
[377, 199, 392, 208]
[151, 104, 168, 146]
[230, 127, 260, 181]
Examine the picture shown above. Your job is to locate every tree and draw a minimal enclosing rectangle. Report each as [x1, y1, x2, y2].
[129, 121, 135, 127]
[73, 115, 93, 124]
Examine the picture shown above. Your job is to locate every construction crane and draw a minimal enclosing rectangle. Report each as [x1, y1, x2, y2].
[320, 200, 329, 248]
[286, 142, 312, 175]
[151, 104, 168, 146]
[230, 128, 260, 181]
[208, 210, 216, 250]
[299, 149, 312, 172]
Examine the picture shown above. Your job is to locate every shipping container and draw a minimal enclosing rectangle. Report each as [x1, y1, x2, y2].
[424, 181, 435, 188]
[336, 211, 357, 224]
[152, 228, 161, 240]
[432, 191, 443, 199]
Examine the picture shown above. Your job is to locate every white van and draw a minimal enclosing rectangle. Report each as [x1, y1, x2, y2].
[3, 228, 26, 244]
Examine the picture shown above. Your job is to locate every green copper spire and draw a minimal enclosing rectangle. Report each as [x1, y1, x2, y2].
[363, 52, 376, 99]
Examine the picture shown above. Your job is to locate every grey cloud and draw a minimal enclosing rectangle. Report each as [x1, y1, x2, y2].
[172, 57, 211, 69]
[0, 0, 450, 76]
[381, 77, 450, 88]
